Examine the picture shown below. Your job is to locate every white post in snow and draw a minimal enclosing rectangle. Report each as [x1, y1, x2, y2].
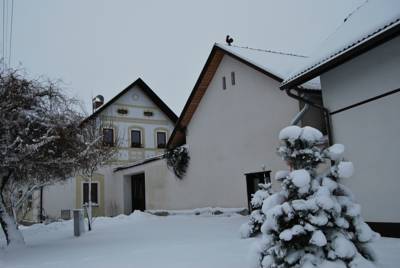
[73, 209, 85, 237]
[87, 175, 93, 231]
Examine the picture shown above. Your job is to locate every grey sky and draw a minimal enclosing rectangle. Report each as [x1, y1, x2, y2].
[6, 0, 364, 114]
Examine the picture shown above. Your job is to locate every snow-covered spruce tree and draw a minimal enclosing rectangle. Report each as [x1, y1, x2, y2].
[240, 183, 272, 238]
[0, 69, 94, 247]
[252, 126, 378, 268]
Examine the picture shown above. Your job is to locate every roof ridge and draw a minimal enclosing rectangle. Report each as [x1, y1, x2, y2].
[228, 44, 308, 58]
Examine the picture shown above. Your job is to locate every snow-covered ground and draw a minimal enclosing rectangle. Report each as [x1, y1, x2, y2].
[0, 211, 399, 268]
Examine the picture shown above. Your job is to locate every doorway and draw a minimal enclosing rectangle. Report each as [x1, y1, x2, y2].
[131, 173, 145, 212]
[245, 170, 271, 211]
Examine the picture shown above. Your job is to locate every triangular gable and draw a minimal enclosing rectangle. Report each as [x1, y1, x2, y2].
[82, 78, 178, 124]
[167, 44, 317, 148]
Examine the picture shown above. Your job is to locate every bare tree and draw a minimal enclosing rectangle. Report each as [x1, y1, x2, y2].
[0, 68, 90, 247]
[78, 119, 118, 231]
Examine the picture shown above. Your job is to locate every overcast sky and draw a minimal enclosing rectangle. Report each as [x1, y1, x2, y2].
[5, 0, 364, 115]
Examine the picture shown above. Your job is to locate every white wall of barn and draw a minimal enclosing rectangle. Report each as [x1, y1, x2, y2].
[321, 35, 400, 223]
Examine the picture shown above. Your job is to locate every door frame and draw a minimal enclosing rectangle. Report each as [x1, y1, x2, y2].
[131, 173, 146, 212]
[245, 170, 271, 211]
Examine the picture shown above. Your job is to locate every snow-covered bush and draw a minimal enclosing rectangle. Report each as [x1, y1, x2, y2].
[240, 183, 272, 238]
[252, 125, 378, 268]
[165, 146, 190, 179]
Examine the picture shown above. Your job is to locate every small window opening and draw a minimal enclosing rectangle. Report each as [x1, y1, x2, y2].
[222, 76, 227, 90]
[83, 182, 99, 205]
[103, 128, 114, 147]
[231, 72, 236, 85]
[131, 130, 142, 148]
[156, 131, 167, 148]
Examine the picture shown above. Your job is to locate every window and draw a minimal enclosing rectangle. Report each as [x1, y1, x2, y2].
[231, 72, 236, 85]
[222, 76, 226, 90]
[131, 130, 142, 148]
[103, 128, 114, 146]
[156, 131, 167, 148]
[83, 182, 99, 205]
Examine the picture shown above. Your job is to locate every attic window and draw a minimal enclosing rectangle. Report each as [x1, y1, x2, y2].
[117, 108, 128, 115]
[144, 110, 154, 117]
[222, 76, 226, 90]
[231, 72, 236, 85]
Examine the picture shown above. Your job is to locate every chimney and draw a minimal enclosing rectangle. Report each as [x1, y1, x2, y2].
[92, 95, 104, 111]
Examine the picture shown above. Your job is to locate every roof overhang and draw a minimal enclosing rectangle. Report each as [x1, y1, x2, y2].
[281, 21, 400, 90]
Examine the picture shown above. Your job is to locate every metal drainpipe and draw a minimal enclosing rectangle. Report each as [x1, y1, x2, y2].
[291, 102, 309, 126]
[285, 88, 333, 145]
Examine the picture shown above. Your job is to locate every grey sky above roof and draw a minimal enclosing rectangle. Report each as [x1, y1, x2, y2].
[283, 0, 400, 87]
[8, 0, 364, 114]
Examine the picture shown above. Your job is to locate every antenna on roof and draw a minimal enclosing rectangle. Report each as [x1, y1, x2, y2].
[226, 35, 234, 46]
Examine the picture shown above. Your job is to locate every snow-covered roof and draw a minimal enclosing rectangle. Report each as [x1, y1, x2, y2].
[216, 43, 321, 90]
[282, 0, 400, 89]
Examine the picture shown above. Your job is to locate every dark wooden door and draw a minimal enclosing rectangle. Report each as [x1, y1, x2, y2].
[132, 173, 145, 211]
[245, 171, 271, 211]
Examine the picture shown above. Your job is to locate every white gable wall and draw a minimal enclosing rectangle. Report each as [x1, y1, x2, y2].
[321, 35, 400, 223]
[182, 55, 298, 208]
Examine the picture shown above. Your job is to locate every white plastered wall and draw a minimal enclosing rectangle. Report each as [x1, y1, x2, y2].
[321, 35, 400, 223]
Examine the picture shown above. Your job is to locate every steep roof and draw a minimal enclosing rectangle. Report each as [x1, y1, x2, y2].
[167, 44, 319, 148]
[82, 78, 178, 124]
[281, 0, 400, 89]
[216, 44, 321, 90]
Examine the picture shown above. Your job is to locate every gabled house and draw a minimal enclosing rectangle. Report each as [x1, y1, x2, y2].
[281, 0, 400, 237]
[40, 78, 177, 220]
[114, 43, 325, 213]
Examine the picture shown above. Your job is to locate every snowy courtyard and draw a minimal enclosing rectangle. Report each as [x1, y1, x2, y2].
[0, 211, 399, 268]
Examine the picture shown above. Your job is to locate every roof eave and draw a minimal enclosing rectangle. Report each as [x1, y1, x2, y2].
[281, 21, 400, 90]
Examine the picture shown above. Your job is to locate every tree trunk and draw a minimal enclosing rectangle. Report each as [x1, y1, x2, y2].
[0, 193, 25, 247]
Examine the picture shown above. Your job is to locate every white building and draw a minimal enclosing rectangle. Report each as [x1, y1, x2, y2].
[114, 43, 324, 213]
[281, 0, 400, 237]
[40, 78, 177, 220]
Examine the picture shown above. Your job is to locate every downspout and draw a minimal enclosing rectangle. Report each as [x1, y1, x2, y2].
[291, 102, 309, 125]
[285, 88, 333, 145]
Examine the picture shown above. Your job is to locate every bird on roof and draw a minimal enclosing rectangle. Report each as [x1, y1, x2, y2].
[226, 35, 234, 46]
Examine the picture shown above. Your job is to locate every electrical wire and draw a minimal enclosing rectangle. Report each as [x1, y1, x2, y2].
[2, 0, 5, 68]
[8, 0, 13, 67]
